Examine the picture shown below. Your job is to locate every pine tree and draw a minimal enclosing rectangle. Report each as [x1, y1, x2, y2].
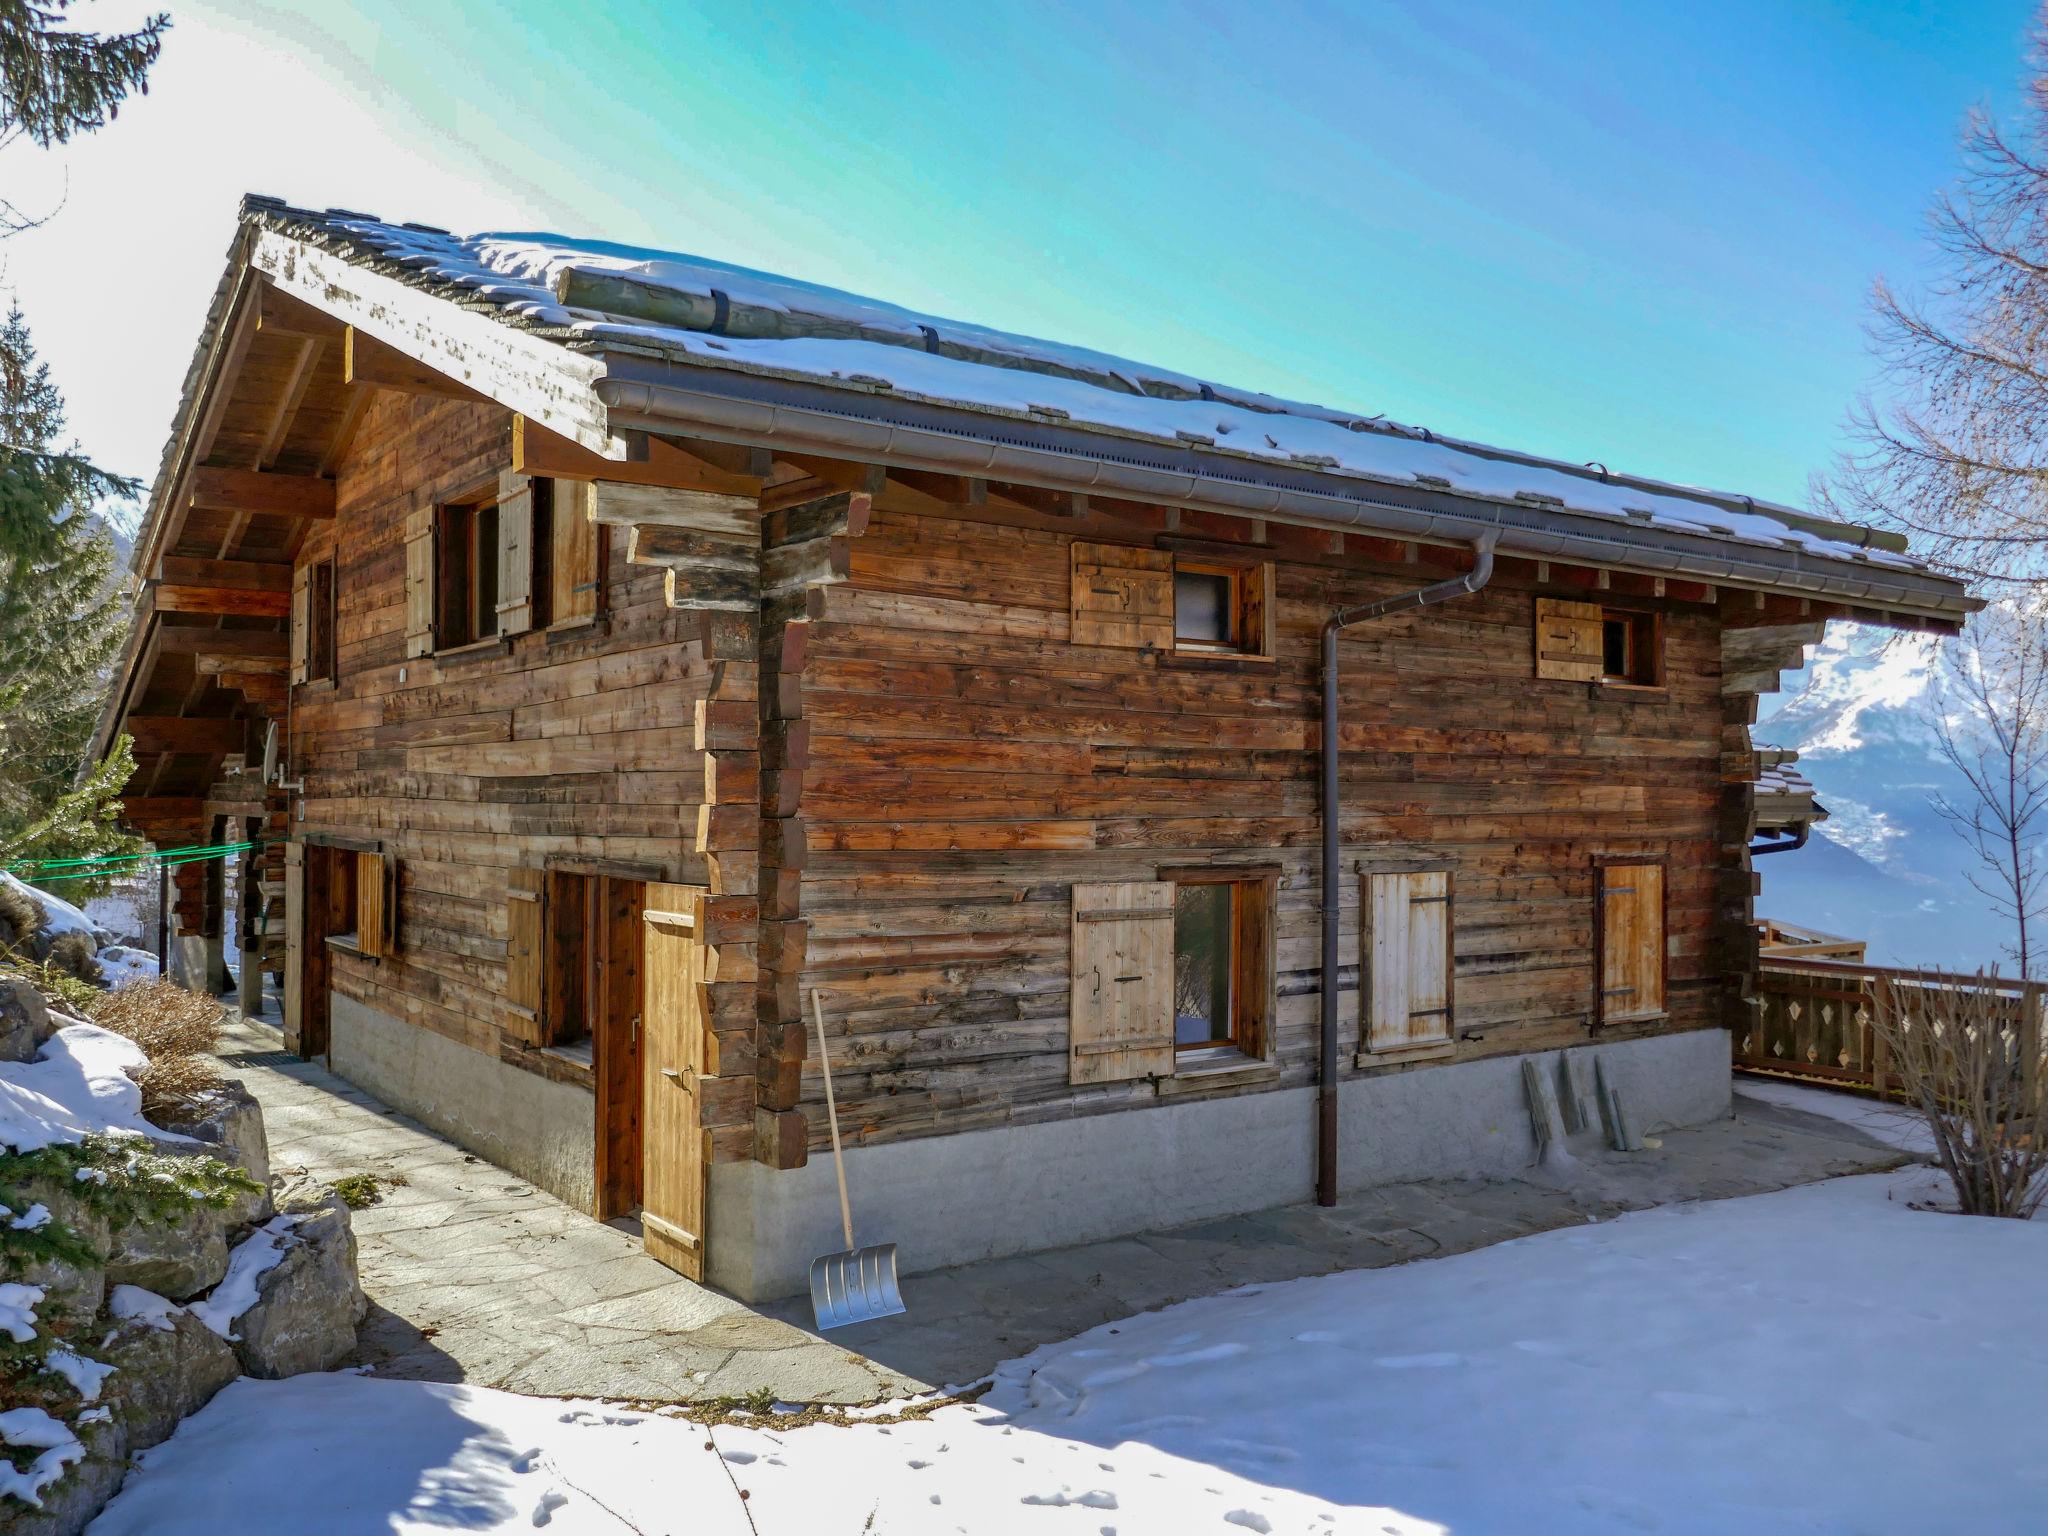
[0, 1, 167, 149]
[0, 304, 138, 868]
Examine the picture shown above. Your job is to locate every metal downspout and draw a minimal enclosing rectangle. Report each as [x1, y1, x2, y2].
[1318, 537, 1498, 1207]
[1748, 824, 1811, 857]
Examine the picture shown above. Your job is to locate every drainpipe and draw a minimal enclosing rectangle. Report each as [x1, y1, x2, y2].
[1318, 537, 1497, 1207]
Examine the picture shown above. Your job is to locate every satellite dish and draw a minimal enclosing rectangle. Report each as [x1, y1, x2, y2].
[261, 721, 278, 786]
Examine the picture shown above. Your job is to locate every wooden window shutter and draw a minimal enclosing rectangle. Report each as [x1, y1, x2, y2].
[1240, 561, 1277, 658]
[282, 842, 305, 1052]
[495, 471, 536, 637]
[355, 850, 397, 959]
[403, 504, 435, 658]
[504, 867, 546, 1044]
[1363, 870, 1455, 1053]
[550, 478, 601, 627]
[288, 564, 311, 686]
[1071, 541, 1173, 650]
[1534, 597, 1603, 682]
[1596, 862, 1665, 1023]
[1069, 881, 1175, 1083]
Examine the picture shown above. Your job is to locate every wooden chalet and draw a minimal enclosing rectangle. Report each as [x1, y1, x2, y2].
[91, 197, 1978, 1298]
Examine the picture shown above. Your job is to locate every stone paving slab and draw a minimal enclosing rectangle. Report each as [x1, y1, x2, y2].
[216, 1008, 1910, 1405]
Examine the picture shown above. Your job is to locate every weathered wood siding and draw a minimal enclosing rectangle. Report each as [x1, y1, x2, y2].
[787, 504, 1730, 1149]
[291, 394, 709, 1055]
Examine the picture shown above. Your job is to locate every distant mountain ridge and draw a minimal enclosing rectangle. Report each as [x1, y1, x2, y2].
[1756, 624, 2010, 971]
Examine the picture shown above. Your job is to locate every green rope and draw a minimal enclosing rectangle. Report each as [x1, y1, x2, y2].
[6, 840, 257, 879]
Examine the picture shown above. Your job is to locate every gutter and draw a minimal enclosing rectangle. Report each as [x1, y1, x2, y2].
[1749, 824, 1811, 857]
[591, 357, 1977, 623]
[1316, 538, 1497, 1208]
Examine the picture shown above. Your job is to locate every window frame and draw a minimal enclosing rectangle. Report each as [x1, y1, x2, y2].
[1169, 554, 1273, 661]
[304, 557, 338, 687]
[1597, 606, 1662, 688]
[432, 494, 503, 652]
[1160, 863, 1278, 1067]
[1592, 853, 1669, 1027]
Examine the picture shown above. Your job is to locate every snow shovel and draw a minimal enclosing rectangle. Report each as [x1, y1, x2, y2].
[807, 989, 906, 1330]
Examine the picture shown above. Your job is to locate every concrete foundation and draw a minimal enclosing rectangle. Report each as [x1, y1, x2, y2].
[328, 994, 596, 1212]
[710, 1029, 1731, 1300]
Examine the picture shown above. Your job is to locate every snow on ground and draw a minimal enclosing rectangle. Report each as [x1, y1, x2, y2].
[0, 1023, 187, 1153]
[88, 1169, 2048, 1535]
[93, 946, 157, 989]
[1, 870, 94, 942]
[1734, 1077, 1935, 1153]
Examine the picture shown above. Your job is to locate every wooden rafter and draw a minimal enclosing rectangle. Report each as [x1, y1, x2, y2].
[189, 466, 336, 520]
[512, 416, 765, 497]
[153, 583, 292, 619]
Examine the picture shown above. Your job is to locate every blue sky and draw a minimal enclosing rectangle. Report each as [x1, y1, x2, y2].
[5, 0, 2035, 503]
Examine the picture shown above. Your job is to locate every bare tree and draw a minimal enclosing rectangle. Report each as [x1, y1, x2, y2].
[1927, 606, 2048, 977]
[1824, 9, 2048, 589]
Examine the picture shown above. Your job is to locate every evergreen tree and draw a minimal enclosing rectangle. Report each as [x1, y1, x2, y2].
[0, 1, 167, 149]
[0, 304, 137, 868]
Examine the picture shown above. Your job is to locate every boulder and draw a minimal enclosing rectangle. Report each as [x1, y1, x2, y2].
[104, 1202, 232, 1302]
[8, 1177, 109, 1326]
[0, 974, 52, 1063]
[157, 1078, 270, 1183]
[231, 1189, 365, 1378]
[100, 1309, 239, 1453]
[5, 1412, 129, 1536]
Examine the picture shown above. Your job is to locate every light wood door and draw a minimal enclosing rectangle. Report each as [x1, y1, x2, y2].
[1597, 862, 1666, 1023]
[640, 882, 707, 1278]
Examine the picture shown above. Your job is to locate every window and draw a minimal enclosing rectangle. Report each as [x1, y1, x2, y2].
[1534, 598, 1661, 686]
[433, 498, 500, 649]
[309, 559, 337, 684]
[1068, 872, 1275, 1084]
[1361, 869, 1455, 1058]
[1070, 540, 1273, 657]
[507, 869, 608, 1050]
[1594, 858, 1666, 1024]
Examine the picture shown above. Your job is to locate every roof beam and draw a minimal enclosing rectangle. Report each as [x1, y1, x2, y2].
[256, 282, 346, 339]
[158, 556, 292, 592]
[189, 466, 336, 520]
[124, 716, 251, 756]
[152, 582, 292, 619]
[213, 671, 287, 707]
[512, 416, 762, 497]
[119, 797, 206, 825]
[345, 326, 486, 401]
[155, 627, 288, 662]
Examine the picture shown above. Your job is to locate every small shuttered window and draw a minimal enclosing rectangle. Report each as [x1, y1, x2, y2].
[289, 564, 311, 686]
[1069, 881, 1176, 1083]
[355, 850, 397, 959]
[505, 867, 546, 1045]
[1362, 870, 1455, 1055]
[495, 472, 537, 637]
[1595, 859, 1665, 1024]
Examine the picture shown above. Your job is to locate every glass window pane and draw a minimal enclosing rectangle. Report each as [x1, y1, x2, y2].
[1176, 570, 1232, 644]
[1174, 882, 1234, 1046]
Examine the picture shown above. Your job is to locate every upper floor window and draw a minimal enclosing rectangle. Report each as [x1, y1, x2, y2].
[434, 498, 500, 649]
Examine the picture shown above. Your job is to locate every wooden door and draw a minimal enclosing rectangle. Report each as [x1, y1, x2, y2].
[594, 877, 646, 1221]
[640, 882, 707, 1278]
[1596, 861, 1666, 1023]
[283, 842, 306, 1053]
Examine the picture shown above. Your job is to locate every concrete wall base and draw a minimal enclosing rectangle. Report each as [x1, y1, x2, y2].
[328, 994, 597, 1213]
[710, 1029, 1731, 1301]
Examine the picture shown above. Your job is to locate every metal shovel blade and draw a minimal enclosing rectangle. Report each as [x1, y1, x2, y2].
[809, 1243, 905, 1331]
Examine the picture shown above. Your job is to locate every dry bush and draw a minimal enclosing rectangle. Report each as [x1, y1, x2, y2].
[88, 977, 227, 1122]
[0, 879, 44, 953]
[46, 929, 101, 986]
[1870, 970, 2048, 1217]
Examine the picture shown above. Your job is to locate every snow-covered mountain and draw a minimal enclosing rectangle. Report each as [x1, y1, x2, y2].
[1755, 624, 2007, 970]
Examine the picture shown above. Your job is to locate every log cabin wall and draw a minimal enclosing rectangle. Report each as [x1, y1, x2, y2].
[288, 392, 711, 1078]
[783, 500, 1734, 1155]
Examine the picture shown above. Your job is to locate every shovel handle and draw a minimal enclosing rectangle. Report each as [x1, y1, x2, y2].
[811, 990, 857, 1251]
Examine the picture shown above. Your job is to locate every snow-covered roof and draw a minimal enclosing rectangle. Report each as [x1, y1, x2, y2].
[244, 197, 1935, 581]
[1753, 747, 1826, 829]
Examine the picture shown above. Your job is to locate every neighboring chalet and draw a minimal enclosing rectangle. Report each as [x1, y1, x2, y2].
[90, 197, 1978, 1299]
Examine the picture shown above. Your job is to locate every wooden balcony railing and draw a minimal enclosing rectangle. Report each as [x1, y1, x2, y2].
[1740, 958, 2046, 1095]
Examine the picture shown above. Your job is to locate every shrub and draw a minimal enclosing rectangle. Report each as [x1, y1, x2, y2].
[44, 929, 100, 986]
[86, 977, 226, 1121]
[1870, 969, 2048, 1218]
[0, 880, 42, 952]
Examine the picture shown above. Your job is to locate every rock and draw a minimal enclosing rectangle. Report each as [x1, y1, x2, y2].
[9, 1178, 109, 1326]
[231, 1190, 365, 1378]
[104, 1202, 232, 1302]
[100, 1309, 240, 1453]
[158, 1078, 270, 1183]
[0, 974, 52, 1063]
[5, 1412, 130, 1536]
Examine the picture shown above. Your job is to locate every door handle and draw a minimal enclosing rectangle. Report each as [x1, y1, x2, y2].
[661, 1066, 695, 1092]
